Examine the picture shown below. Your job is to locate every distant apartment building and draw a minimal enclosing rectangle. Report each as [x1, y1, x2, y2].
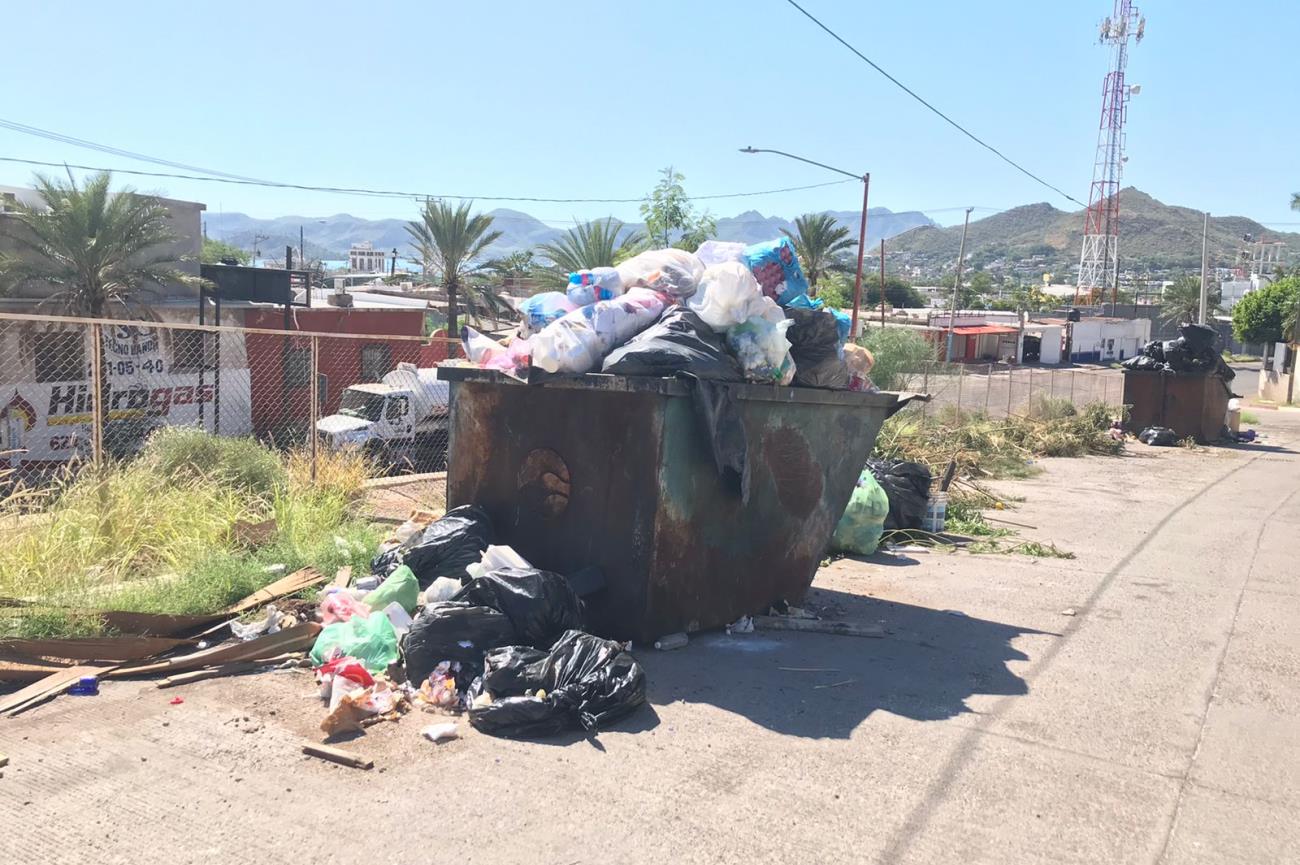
[348, 241, 388, 273]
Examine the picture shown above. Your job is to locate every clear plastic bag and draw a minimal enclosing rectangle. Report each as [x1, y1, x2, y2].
[831, 468, 890, 555]
[462, 326, 531, 379]
[694, 240, 747, 268]
[726, 315, 796, 385]
[516, 292, 577, 336]
[530, 288, 669, 374]
[615, 249, 705, 300]
[687, 262, 769, 332]
[566, 267, 623, 306]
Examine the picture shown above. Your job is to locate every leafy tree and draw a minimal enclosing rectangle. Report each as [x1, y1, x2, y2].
[639, 167, 715, 252]
[406, 199, 502, 348]
[0, 171, 198, 317]
[781, 213, 856, 293]
[483, 250, 534, 285]
[201, 237, 250, 265]
[816, 271, 852, 310]
[1232, 276, 1300, 344]
[1161, 275, 1221, 325]
[533, 218, 644, 290]
[857, 327, 936, 391]
[865, 275, 925, 309]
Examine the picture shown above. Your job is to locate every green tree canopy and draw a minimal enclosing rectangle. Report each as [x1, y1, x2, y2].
[406, 199, 502, 342]
[639, 167, 715, 252]
[1161, 275, 1222, 325]
[533, 218, 644, 290]
[1232, 276, 1300, 344]
[0, 171, 198, 317]
[781, 213, 856, 291]
[201, 237, 250, 265]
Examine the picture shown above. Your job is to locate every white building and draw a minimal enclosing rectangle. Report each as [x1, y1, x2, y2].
[348, 241, 389, 273]
[1033, 317, 1150, 364]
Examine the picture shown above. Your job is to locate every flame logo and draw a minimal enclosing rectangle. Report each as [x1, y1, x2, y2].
[2, 391, 36, 432]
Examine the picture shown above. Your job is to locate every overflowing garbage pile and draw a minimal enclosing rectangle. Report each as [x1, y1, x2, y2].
[1121, 323, 1235, 380]
[830, 457, 936, 556]
[462, 238, 874, 391]
[308, 505, 646, 741]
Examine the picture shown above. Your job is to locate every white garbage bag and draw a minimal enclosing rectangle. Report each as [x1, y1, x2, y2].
[615, 249, 705, 300]
[694, 240, 747, 268]
[688, 262, 775, 332]
[531, 288, 669, 374]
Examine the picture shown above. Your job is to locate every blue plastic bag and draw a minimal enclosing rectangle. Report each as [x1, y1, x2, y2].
[742, 238, 810, 306]
[517, 292, 576, 336]
[783, 292, 824, 310]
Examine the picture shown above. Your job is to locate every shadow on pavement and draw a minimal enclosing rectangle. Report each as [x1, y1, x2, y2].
[641, 588, 1046, 739]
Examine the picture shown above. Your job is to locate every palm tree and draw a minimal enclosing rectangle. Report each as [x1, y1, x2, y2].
[533, 218, 645, 290]
[781, 213, 857, 294]
[1291, 192, 1299, 211]
[406, 200, 502, 348]
[0, 171, 198, 317]
[1161, 274, 1222, 325]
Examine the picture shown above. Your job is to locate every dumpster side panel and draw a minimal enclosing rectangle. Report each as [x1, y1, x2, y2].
[1122, 371, 1165, 432]
[646, 394, 884, 638]
[1123, 371, 1231, 442]
[446, 381, 664, 637]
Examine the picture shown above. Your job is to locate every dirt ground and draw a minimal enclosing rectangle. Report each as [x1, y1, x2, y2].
[3, 413, 1298, 865]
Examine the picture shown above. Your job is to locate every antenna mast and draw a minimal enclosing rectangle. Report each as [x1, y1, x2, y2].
[1076, 0, 1144, 305]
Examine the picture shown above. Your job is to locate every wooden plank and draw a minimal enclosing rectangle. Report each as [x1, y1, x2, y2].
[98, 611, 226, 637]
[0, 636, 195, 662]
[332, 566, 352, 588]
[0, 657, 74, 683]
[110, 622, 321, 678]
[223, 568, 324, 616]
[155, 653, 301, 688]
[751, 616, 885, 639]
[302, 742, 373, 770]
[0, 664, 117, 717]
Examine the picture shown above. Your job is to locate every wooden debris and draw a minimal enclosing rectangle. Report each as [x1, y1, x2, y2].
[0, 754, 8, 768]
[302, 742, 373, 770]
[112, 622, 321, 678]
[154, 656, 300, 689]
[0, 656, 74, 683]
[332, 566, 352, 588]
[97, 611, 227, 638]
[0, 636, 195, 662]
[0, 664, 117, 717]
[751, 616, 885, 639]
[223, 568, 324, 616]
[232, 518, 277, 548]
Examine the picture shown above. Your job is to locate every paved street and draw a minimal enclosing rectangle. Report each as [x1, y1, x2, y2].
[2, 412, 1297, 865]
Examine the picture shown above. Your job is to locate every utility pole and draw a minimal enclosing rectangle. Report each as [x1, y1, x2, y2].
[946, 207, 974, 362]
[1198, 211, 1209, 324]
[300, 225, 306, 271]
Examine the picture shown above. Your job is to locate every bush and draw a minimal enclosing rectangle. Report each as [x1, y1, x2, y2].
[858, 327, 937, 391]
[146, 427, 286, 496]
[1232, 276, 1300, 344]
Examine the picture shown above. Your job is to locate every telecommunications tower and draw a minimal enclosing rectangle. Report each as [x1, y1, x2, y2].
[1076, 0, 1145, 304]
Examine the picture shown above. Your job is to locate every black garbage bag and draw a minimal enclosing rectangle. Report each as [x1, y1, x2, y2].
[1121, 355, 1162, 371]
[867, 458, 932, 531]
[374, 505, 492, 587]
[1141, 340, 1165, 361]
[685, 377, 749, 498]
[1179, 323, 1217, 353]
[1162, 340, 1187, 371]
[451, 567, 584, 648]
[1138, 426, 1179, 446]
[402, 601, 518, 686]
[467, 630, 646, 738]
[786, 307, 849, 389]
[601, 307, 742, 381]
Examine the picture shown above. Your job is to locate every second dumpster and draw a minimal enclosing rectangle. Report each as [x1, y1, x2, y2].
[440, 368, 915, 642]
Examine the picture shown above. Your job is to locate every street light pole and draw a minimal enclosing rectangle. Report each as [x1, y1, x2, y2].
[739, 147, 869, 335]
[946, 207, 974, 362]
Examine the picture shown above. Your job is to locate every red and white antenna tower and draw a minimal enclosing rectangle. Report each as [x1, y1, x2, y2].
[1076, 0, 1145, 305]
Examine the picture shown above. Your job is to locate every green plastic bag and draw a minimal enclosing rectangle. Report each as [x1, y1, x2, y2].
[363, 564, 419, 614]
[831, 468, 890, 555]
[309, 611, 399, 672]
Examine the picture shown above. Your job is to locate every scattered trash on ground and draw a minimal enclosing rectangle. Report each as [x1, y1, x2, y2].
[1139, 426, 1179, 446]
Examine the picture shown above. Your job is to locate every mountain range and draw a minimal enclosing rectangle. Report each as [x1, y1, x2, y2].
[203, 207, 937, 262]
[204, 189, 1300, 276]
[885, 188, 1300, 274]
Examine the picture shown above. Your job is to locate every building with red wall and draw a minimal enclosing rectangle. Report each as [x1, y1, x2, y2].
[243, 301, 428, 440]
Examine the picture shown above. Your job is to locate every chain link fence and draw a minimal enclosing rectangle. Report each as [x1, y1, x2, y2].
[897, 361, 1126, 422]
[0, 311, 456, 493]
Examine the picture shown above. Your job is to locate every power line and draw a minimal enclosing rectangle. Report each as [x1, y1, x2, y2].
[0, 153, 852, 205]
[781, 0, 1085, 207]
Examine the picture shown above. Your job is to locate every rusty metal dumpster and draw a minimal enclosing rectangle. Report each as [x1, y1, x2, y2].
[1122, 370, 1233, 443]
[439, 368, 916, 642]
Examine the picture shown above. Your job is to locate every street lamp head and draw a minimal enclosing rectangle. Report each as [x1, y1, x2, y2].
[739, 146, 757, 154]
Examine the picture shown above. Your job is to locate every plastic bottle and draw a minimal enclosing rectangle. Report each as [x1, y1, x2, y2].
[654, 632, 688, 651]
[68, 675, 99, 696]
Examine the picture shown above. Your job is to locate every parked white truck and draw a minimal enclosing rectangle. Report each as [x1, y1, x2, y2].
[315, 363, 450, 470]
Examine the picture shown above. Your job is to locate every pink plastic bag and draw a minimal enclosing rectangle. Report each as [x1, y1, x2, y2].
[320, 591, 371, 625]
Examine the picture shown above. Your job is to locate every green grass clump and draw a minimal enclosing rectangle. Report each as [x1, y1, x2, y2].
[1240, 410, 1260, 425]
[0, 430, 376, 637]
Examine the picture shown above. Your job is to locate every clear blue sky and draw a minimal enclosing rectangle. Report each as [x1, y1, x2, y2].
[2, 0, 1296, 231]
